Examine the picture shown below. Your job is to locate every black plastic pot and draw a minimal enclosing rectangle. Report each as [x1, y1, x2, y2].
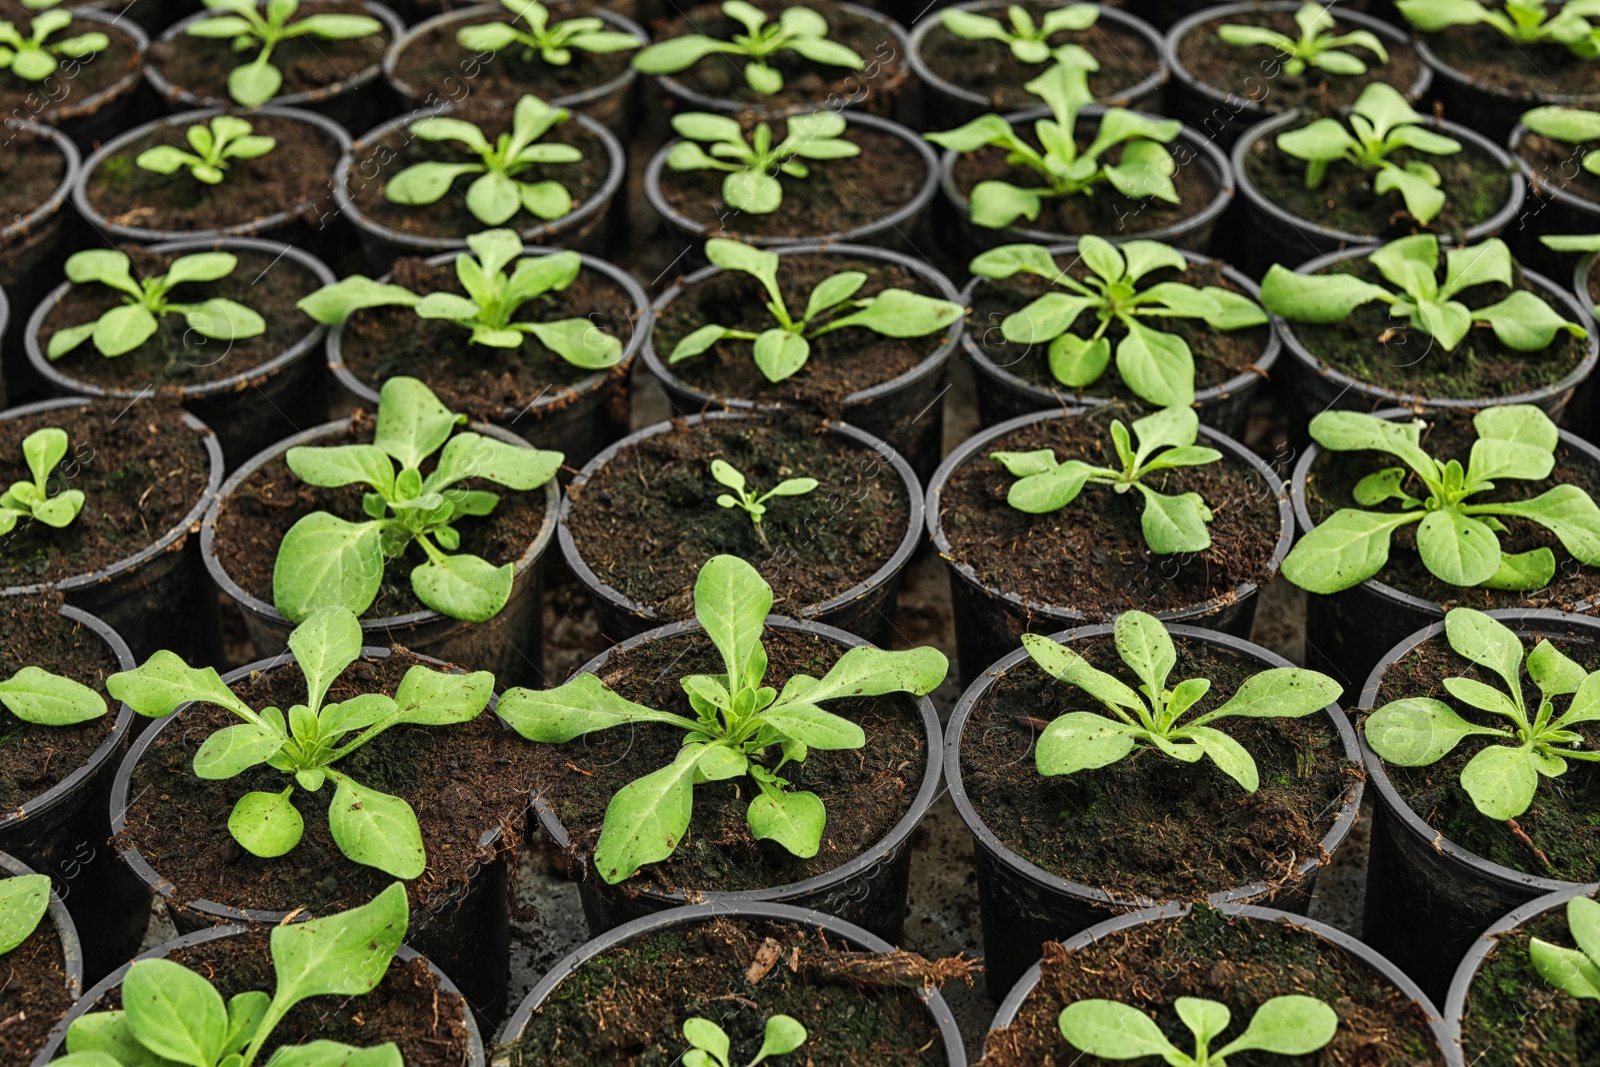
[332, 103, 624, 271]
[559, 412, 925, 647]
[76, 0, 177, 35]
[23, 237, 336, 471]
[1357, 609, 1600, 1005]
[107, 645, 514, 1030]
[496, 901, 967, 1066]
[1, 850, 83, 1062]
[1507, 122, 1600, 281]
[32, 923, 487, 1067]
[1290, 408, 1600, 692]
[533, 615, 944, 945]
[382, 3, 647, 136]
[1443, 882, 1599, 1066]
[0, 282, 8, 409]
[201, 418, 561, 689]
[1162, 1, 1429, 149]
[0, 122, 79, 404]
[1274, 247, 1599, 424]
[1232, 109, 1526, 278]
[144, 2, 407, 135]
[935, 104, 1234, 258]
[959, 242, 1279, 439]
[325, 244, 649, 470]
[907, 0, 1169, 126]
[14, 10, 148, 151]
[642, 242, 963, 482]
[949, 623, 1364, 998]
[1415, 34, 1600, 145]
[0, 397, 224, 665]
[927, 407, 1295, 687]
[0, 605, 142, 986]
[643, 110, 939, 255]
[986, 900, 1453, 1059]
[70, 106, 353, 255]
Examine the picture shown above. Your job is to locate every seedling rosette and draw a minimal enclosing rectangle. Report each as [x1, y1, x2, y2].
[632, 0, 865, 95]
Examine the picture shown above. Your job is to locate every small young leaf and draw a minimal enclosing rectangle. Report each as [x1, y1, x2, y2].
[0, 874, 51, 955]
[227, 787, 304, 858]
[747, 788, 826, 857]
[327, 774, 426, 878]
[1035, 712, 1139, 775]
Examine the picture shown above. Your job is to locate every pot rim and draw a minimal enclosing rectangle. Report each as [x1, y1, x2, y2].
[531, 613, 945, 914]
[0, 849, 85, 1013]
[957, 242, 1282, 411]
[1415, 34, 1600, 111]
[556, 410, 925, 628]
[642, 110, 939, 248]
[324, 242, 652, 417]
[493, 900, 967, 1067]
[641, 240, 963, 411]
[70, 106, 353, 244]
[0, 120, 81, 248]
[199, 417, 562, 630]
[37, 9, 149, 126]
[23, 235, 336, 403]
[926, 405, 1295, 626]
[0, 397, 224, 596]
[1507, 122, 1600, 219]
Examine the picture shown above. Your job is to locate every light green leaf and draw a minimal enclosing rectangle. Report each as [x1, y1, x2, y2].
[747, 789, 825, 857]
[0, 667, 107, 726]
[327, 774, 425, 878]
[227, 787, 303, 858]
[1035, 711, 1138, 775]
[273, 513, 384, 622]
[593, 745, 704, 883]
[122, 958, 227, 1067]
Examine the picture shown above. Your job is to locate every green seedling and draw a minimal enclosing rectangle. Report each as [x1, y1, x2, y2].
[298, 229, 622, 367]
[969, 238, 1267, 407]
[1023, 610, 1342, 792]
[683, 1014, 808, 1067]
[1217, 2, 1389, 75]
[938, 3, 1099, 64]
[0, 6, 106, 81]
[1399, 0, 1600, 60]
[498, 555, 948, 882]
[1, 428, 85, 535]
[1260, 234, 1585, 353]
[0, 875, 51, 958]
[632, 0, 864, 95]
[60, 882, 409, 1067]
[455, 0, 640, 64]
[1059, 994, 1339, 1065]
[46, 250, 266, 361]
[1275, 81, 1463, 224]
[711, 458, 818, 548]
[1281, 406, 1600, 593]
[135, 115, 277, 185]
[667, 239, 963, 383]
[186, 0, 385, 107]
[991, 406, 1221, 554]
[272, 376, 562, 623]
[385, 95, 582, 226]
[1521, 106, 1600, 177]
[1366, 607, 1600, 820]
[1531, 896, 1600, 1000]
[108, 608, 494, 877]
[665, 111, 859, 215]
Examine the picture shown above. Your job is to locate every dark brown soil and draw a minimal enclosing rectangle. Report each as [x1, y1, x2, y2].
[1285, 257, 1588, 397]
[90, 927, 473, 1066]
[210, 409, 550, 619]
[0, 893, 73, 1065]
[657, 124, 925, 240]
[1370, 616, 1600, 881]
[919, 2, 1161, 109]
[563, 413, 911, 617]
[0, 15, 140, 124]
[937, 403, 1284, 614]
[536, 626, 926, 891]
[653, 253, 952, 417]
[336, 256, 641, 421]
[1518, 131, 1600, 208]
[1303, 409, 1600, 612]
[0, 127, 67, 242]
[499, 918, 942, 1067]
[981, 907, 1445, 1067]
[1426, 24, 1600, 104]
[1243, 125, 1512, 240]
[346, 109, 613, 238]
[390, 2, 634, 111]
[149, 0, 390, 103]
[968, 256, 1270, 399]
[0, 398, 212, 588]
[81, 113, 341, 234]
[1176, 8, 1423, 117]
[37, 245, 322, 390]
[0, 593, 119, 812]
[116, 649, 541, 918]
[648, 0, 909, 112]
[950, 125, 1219, 238]
[1460, 891, 1600, 1067]
[961, 632, 1356, 901]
